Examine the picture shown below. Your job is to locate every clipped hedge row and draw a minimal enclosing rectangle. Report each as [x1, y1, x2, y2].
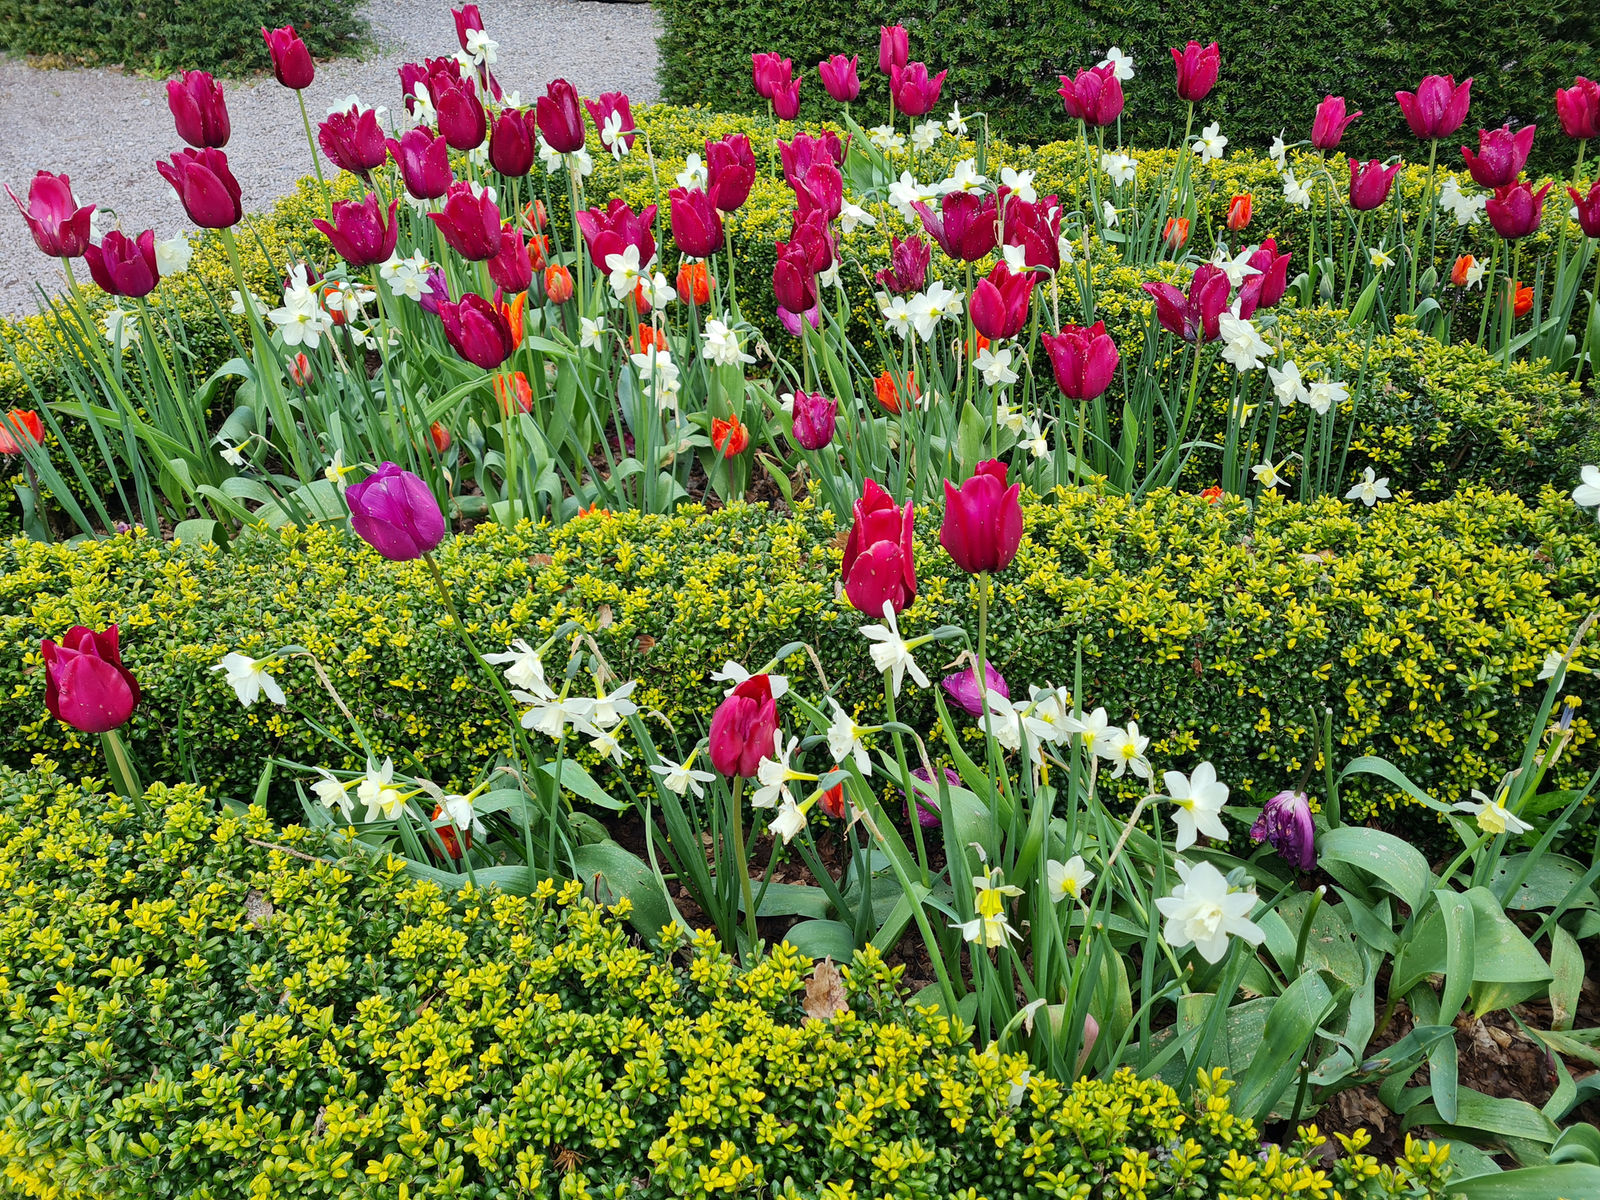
[0, 764, 1462, 1199]
[3, 487, 1597, 823]
[0, 0, 364, 74]
[653, 0, 1599, 172]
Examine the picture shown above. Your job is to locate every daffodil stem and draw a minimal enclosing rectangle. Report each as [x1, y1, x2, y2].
[730, 776, 759, 957]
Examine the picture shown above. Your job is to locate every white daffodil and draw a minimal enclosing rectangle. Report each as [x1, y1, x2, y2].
[956, 868, 1024, 947]
[1345, 467, 1392, 507]
[1192, 122, 1228, 162]
[322, 280, 375, 322]
[940, 158, 988, 195]
[710, 660, 789, 699]
[436, 791, 487, 844]
[878, 292, 916, 341]
[1056, 234, 1076, 265]
[312, 770, 355, 822]
[887, 170, 936, 220]
[154, 234, 193, 275]
[946, 104, 969, 135]
[1212, 246, 1263, 289]
[1000, 166, 1037, 203]
[908, 285, 955, 341]
[1252, 460, 1289, 490]
[579, 315, 608, 350]
[1538, 650, 1590, 681]
[1268, 360, 1310, 407]
[1463, 257, 1487, 288]
[1060, 706, 1112, 757]
[754, 732, 816, 809]
[860, 601, 931, 697]
[588, 680, 639, 731]
[1021, 419, 1050, 459]
[630, 346, 681, 409]
[825, 698, 874, 776]
[675, 152, 707, 190]
[651, 749, 716, 799]
[1046, 855, 1095, 904]
[1098, 46, 1135, 81]
[983, 688, 1028, 754]
[870, 124, 906, 153]
[217, 439, 247, 467]
[840, 199, 876, 235]
[1100, 720, 1151, 780]
[1217, 312, 1270, 373]
[994, 400, 1026, 434]
[269, 271, 333, 349]
[1305, 378, 1348, 416]
[357, 758, 406, 822]
[702, 319, 754, 367]
[463, 27, 497, 65]
[1001, 243, 1028, 272]
[1022, 685, 1073, 746]
[211, 652, 286, 708]
[1163, 761, 1230, 851]
[1157, 859, 1265, 964]
[600, 111, 629, 159]
[104, 306, 137, 351]
[590, 727, 631, 766]
[1100, 152, 1137, 186]
[1369, 246, 1396, 270]
[1439, 177, 1486, 227]
[769, 798, 809, 844]
[641, 271, 676, 309]
[519, 689, 598, 740]
[975, 345, 1018, 387]
[1453, 790, 1533, 837]
[1102, 199, 1119, 228]
[485, 639, 548, 693]
[1269, 135, 1287, 170]
[911, 120, 941, 152]
[380, 249, 432, 302]
[1571, 464, 1600, 510]
[1281, 171, 1313, 210]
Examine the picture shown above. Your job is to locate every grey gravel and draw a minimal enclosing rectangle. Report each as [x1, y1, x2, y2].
[0, 0, 661, 316]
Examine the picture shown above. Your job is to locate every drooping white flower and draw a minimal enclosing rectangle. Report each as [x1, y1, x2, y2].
[1000, 166, 1037, 203]
[1102, 199, 1119, 228]
[754, 732, 814, 809]
[1571, 465, 1600, 511]
[956, 868, 1024, 947]
[1452, 790, 1533, 837]
[1345, 467, 1392, 507]
[1281, 171, 1313, 210]
[1462, 257, 1487, 288]
[946, 104, 970, 135]
[312, 769, 355, 822]
[357, 758, 406, 822]
[1369, 246, 1396, 270]
[1268, 360, 1309, 407]
[641, 271, 676, 309]
[675, 152, 708, 190]
[860, 601, 930, 697]
[769, 798, 808, 844]
[1156, 859, 1265, 964]
[1252, 460, 1289, 490]
[1192, 122, 1228, 162]
[702, 319, 755, 367]
[1100, 152, 1137, 186]
[840, 199, 876, 235]
[940, 158, 988, 195]
[1538, 650, 1590, 681]
[994, 400, 1026, 434]
[154, 234, 193, 275]
[1217, 312, 1270, 373]
[1163, 761, 1230, 851]
[211, 652, 286, 708]
[600, 111, 629, 159]
[104, 306, 137, 351]
[588, 680, 638, 731]
[975, 345, 1018, 387]
[485, 640, 549, 693]
[1098, 46, 1135, 81]
[1305, 378, 1348, 416]
[651, 750, 716, 799]
[1046, 855, 1095, 903]
[1269, 135, 1287, 169]
[1020, 420, 1050, 459]
[825, 698, 874, 776]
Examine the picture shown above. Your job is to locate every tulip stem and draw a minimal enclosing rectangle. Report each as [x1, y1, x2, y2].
[1409, 139, 1438, 310]
[882, 667, 930, 886]
[729, 776, 759, 958]
[297, 90, 332, 218]
[101, 728, 147, 817]
[964, 261, 976, 412]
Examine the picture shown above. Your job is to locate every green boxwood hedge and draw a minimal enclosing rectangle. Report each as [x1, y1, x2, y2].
[3, 486, 1596, 823]
[0, 763, 1466, 1199]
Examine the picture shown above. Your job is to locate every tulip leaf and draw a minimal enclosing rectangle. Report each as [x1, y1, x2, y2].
[572, 842, 672, 941]
[539, 760, 624, 810]
[1232, 970, 1337, 1124]
[780, 919, 858, 964]
[1317, 826, 1433, 914]
[1491, 854, 1600, 911]
[1549, 925, 1583, 1032]
[957, 399, 985, 478]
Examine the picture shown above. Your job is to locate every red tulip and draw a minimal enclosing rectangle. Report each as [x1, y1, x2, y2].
[1486, 180, 1551, 240]
[1003, 195, 1063, 270]
[970, 261, 1037, 341]
[818, 54, 861, 102]
[913, 192, 999, 262]
[879, 25, 909, 76]
[1042, 320, 1119, 400]
[575, 198, 657, 273]
[388, 127, 454, 200]
[1556, 78, 1600, 141]
[1057, 65, 1124, 127]
[487, 107, 536, 177]
[313, 194, 399, 268]
[6, 170, 94, 258]
[889, 62, 946, 118]
[772, 239, 818, 315]
[1570, 181, 1600, 238]
[437, 292, 516, 370]
[535, 79, 586, 154]
[585, 92, 637, 153]
[1311, 95, 1361, 150]
[706, 135, 756, 212]
[0, 408, 44, 455]
[41, 625, 140, 733]
[669, 186, 724, 258]
[428, 181, 503, 261]
[488, 225, 534, 292]
[289, 352, 312, 386]
[941, 460, 1023, 576]
[1396, 74, 1473, 140]
[842, 479, 917, 615]
[772, 73, 803, 121]
[157, 148, 242, 229]
[319, 104, 388, 177]
[1142, 263, 1230, 343]
[875, 234, 931, 294]
[1163, 216, 1190, 249]
[708, 674, 780, 778]
[1237, 238, 1291, 317]
[1171, 41, 1220, 103]
[262, 25, 314, 90]
[1226, 193, 1252, 231]
[786, 209, 835, 272]
[84, 229, 159, 298]
[790, 390, 837, 450]
[433, 74, 487, 151]
[346, 462, 446, 561]
[167, 70, 230, 148]
[751, 53, 793, 101]
[1461, 124, 1537, 189]
[1347, 158, 1401, 211]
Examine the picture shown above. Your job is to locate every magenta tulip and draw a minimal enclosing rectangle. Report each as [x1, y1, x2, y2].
[970, 261, 1037, 341]
[706, 135, 756, 212]
[431, 74, 487, 152]
[1461, 124, 1536, 189]
[437, 292, 515, 370]
[399, 56, 464, 115]
[84, 229, 159, 298]
[388, 127, 453, 200]
[708, 674, 780, 778]
[1486, 180, 1551, 240]
[1569, 181, 1600, 237]
[889, 62, 946, 118]
[535, 79, 586, 154]
[1042, 320, 1119, 400]
[1556, 78, 1600, 141]
[41, 625, 140, 733]
[319, 104, 388, 177]
[912, 191, 999, 262]
[1347, 158, 1401, 211]
[818, 54, 861, 102]
[1142, 264, 1230, 343]
[1396, 74, 1473, 140]
[778, 132, 843, 187]
[875, 234, 931, 294]
[428, 181, 503, 261]
[879, 25, 909, 76]
[1171, 41, 1220, 103]
[262, 25, 314, 90]
[776, 304, 821, 338]
[1057, 65, 1123, 127]
[1251, 790, 1317, 870]
[451, 5, 501, 96]
[157, 149, 242, 229]
[942, 661, 1008, 717]
[792, 160, 843, 221]
[346, 462, 447, 561]
[790, 390, 837, 450]
[772, 74, 803, 121]
[585, 92, 637, 153]
[842, 479, 917, 616]
[669, 186, 724, 257]
[167, 70, 230, 149]
[772, 239, 818, 314]
[1310, 95, 1361, 150]
[785, 209, 835, 273]
[941, 461, 1023, 576]
[575, 198, 657, 272]
[487, 226, 533, 293]
[1003, 195, 1063, 270]
[751, 53, 792, 101]
[6, 171, 95, 258]
[1237, 239, 1291, 318]
[313, 194, 399, 269]
[487, 108, 536, 177]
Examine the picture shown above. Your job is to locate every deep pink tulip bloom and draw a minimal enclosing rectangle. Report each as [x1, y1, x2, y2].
[1347, 158, 1401, 211]
[1003, 194, 1063, 270]
[1142, 264, 1230, 343]
[772, 74, 803, 121]
[889, 62, 946, 118]
[535, 79, 586, 154]
[669, 186, 724, 258]
[1487, 180, 1551, 240]
[575, 197, 657, 272]
[941, 460, 1023, 576]
[6, 171, 94, 258]
[792, 160, 843, 221]
[84, 229, 159, 298]
[487, 108, 536, 177]
[1556, 78, 1600, 141]
[1171, 41, 1220, 103]
[437, 292, 515, 370]
[1396, 74, 1473, 140]
[778, 132, 844, 188]
[1057, 65, 1123, 127]
[585, 92, 637, 152]
[706, 135, 756, 212]
[875, 234, 931, 294]
[879, 25, 909, 76]
[399, 56, 465, 114]
[818, 54, 861, 102]
[790, 390, 837, 450]
[708, 674, 781, 778]
[262, 25, 314, 90]
[1570, 181, 1600, 237]
[387, 127, 454, 199]
[450, 4, 501, 95]
[1310, 95, 1361, 150]
[167, 70, 230, 148]
[1042, 320, 1119, 401]
[772, 239, 818, 314]
[41, 624, 140, 733]
[157, 148, 242, 229]
[487, 226, 533, 293]
[842, 479, 917, 615]
[785, 209, 835, 272]
[428, 181, 503, 261]
[346, 462, 447, 561]
[1251, 790, 1317, 870]
[313, 194, 399, 268]
[970, 261, 1037, 341]
[752, 53, 793, 101]
[1237, 238, 1291, 318]
[319, 105, 388, 177]
[941, 661, 1007, 717]
[1461, 124, 1536, 189]
[912, 192, 999, 262]
[432, 74, 487, 151]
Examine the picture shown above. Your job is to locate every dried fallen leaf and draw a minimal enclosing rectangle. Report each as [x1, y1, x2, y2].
[244, 889, 274, 929]
[803, 957, 850, 1022]
[596, 604, 614, 628]
[530, 554, 553, 568]
[636, 634, 657, 653]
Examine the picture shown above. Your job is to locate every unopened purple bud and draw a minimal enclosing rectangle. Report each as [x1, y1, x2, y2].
[906, 765, 961, 828]
[1250, 790, 1317, 870]
[940, 662, 1009, 717]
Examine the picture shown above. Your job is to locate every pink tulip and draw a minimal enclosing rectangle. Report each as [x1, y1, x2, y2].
[1396, 74, 1473, 140]
[1236, 239, 1291, 318]
[433, 73, 487, 152]
[1058, 65, 1123, 127]
[437, 292, 516, 370]
[941, 461, 1023, 576]
[1486, 180, 1551, 240]
[84, 229, 159, 298]
[487, 226, 533, 293]
[751, 53, 793, 101]
[1042, 320, 1119, 400]
[313, 194, 399, 268]
[262, 25, 314, 90]
[167, 70, 230, 148]
[789, 390, 837, 450]
[778, 132, 844, 188]
[575, 198, 657, 273]
[706, 135, 756, 212]
[879, 25, 909, 76]
[1461, 124, 1536, 189]
[487, 108, 536, 177]
[912, 191, 999, 262]
[772, 73, 803, 121]
[1003, 195, 1063, 270]
[1556, 78, 1600, 141]
[1142, 264, 1230, 343]
[535, 79, 586, 154]
[319, 104, 388, 177]
[772, 238, 818, 315]
[669, 186, 724, 258]
[428, 180, 503, 261]
[1171, 41, 1220, 103]
[41, 625, 140, 733]
[969, 261, 1037, 341]
[708, 674, 780, 778]
[841, 479, 917, 615]
[875, 234, 931, 294]
[1310, 95, 1361, 150]
[389, 127, 455, 199]
[1347, 158, 1401, 211]
[346, 462, 447, 561]
[818, 54, 861, 102]
[1569, 181, 1600, 237]
[889, 62, 946, 118]
[157, 148, 242, 229]
[6, 170, 94, 258]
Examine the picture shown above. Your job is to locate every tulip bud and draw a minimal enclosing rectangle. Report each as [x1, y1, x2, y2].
[262, 25, 315, 90]
[544, 264, 574, 304]
[1042, 321, 1119, 401]
[84, 229, 160, 298]
[345, 462, 447, 561]
[289, 352, 312, 386]
[487, 224, 534, 293]
[430, 422, 452, 453]
[841, 479, 917, 615]
[1057, 64, 1124, 127]
[535, 79, 586, 154]
[708, 674, 781, 778]
[494, 370, 533, 414]
[875, 234, 932, 294]
[1461, 123, 1536, 189]
[319, 105, 388, 177]
[428, 180, 503, 261]
[1162, 216, 1190, 249]
[1396, 74, 1473, 141]
[879, 25, 909, 76]
[584, 92, 636, 154]
[818, 54, 861, 103]
[167, 70, 231, 148]
[1170, 41, 1220, 103]
[1142, 264, 1230, 343]
[888, 62, 946, 118]
[1569, 181, 1600, 238]
[1225, 193, 1252, 231]
[6, 170, 95, 258]
[157, 148, 243, 229]
[1450, 254, 1475, 287]
[941, 460, 1023, 576]
[941, 661, 1008, 717]
[41, 624, 141, 733]
[913, 192, 999, 262]
[970, 261, 1037, 341]
[437, 292, 516, 370]
[313, 194, 400, 268]
[1556, 77, 1600, 141]
[1250, 790, 1317, 870]
[487, 108, 536, 177]
[1310, 95, 1361, 150]
[669, 186, 725, 258]
[1487, 180, 1551, 240]
[705, 135, 757, 213]
[789, 389, 837, 450]
[0, 408, 44, 455]
[874, 369, 917, 414]
[772, 74, 803, 121]
[1346, 158, 1401, 211]
[575, 197, 657, 273]
[388, 127, 454, 200]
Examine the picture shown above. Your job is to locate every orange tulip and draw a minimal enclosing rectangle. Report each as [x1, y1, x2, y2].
[576, 502, 609, 519]
[1200, 484, 1223, 504]
[633, 325, 668, 354]
[632, 280, 651, 315]
[498, 289, 526, 350]
[1225, 194, 1251, 231]
[819, 782, 846, 819]
[544, 264, 573, 304]
[494, 370, 533, 414]
[676, 260, 713, 306]
[711, 414, 750, 457]
[430, 802, 468, 859]
[875, 368, 917, 414]
[429, 421, 452, 453]
[526, 232, 549, 272]
[0, 408, 44, 454]
[1450, 254, 1476, 287]
[522, 198, 548, 230]
[1163, 216, 1190, 249]
[288, 352, 312, 386]
[1509, 279, 1532, 317]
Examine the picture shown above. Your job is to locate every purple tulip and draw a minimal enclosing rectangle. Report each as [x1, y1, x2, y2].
[6, 170, 95, 258]
[970, 261, 1037, 341]
[1310, 95, 1361, 150]
[906, 766, 961, 828]
[888, 62, 945, 118]
[789, 389, 837, 450]
[1003, 195, 1063, 270]
[772, 73, 803, 121]
[346, 462, 447, 562]
[428, 181, 503, 261]
[706, 135, 757, 212]
[1251, 790, 1317, 870]
[585, 92, 636, 153]
[1042, 321, 1119, 400]
[1461, 124, 1537, 189]
[157, 148, 242, 229]
[167, 70, 230, 148]
[84, 229, 160, 298]
[319, 105, 388, 177]
[772, 239, 818, 315]
[1556, 77, 1600, 141]
[575, 197, 657, 273]
[313, 194, 399, 269]
[437, 292, 515, 370]
[1142, 264, 1230, 343]
[818, 54, 861, 103]
[875, 234, 931, 295]
[388, 127, 454, 200]
[1237, 238, 1291, 318]
[535, 79, 586, 154]
[941, 662, 1008, 717]
[669, 187, 724, 258]
[751, 52, 793, 101]
[879, 25, 909, 76]
[708, 675, 779, 778]
[262, 25, 315, 90]
[1396, 74, 1473, 141]
[841, 479, 917, 616]
[941, 460, 1024, 576]
[418, 266, 450, 316]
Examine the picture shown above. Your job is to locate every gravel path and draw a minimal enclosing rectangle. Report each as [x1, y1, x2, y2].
[0, 0, 661, 317]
